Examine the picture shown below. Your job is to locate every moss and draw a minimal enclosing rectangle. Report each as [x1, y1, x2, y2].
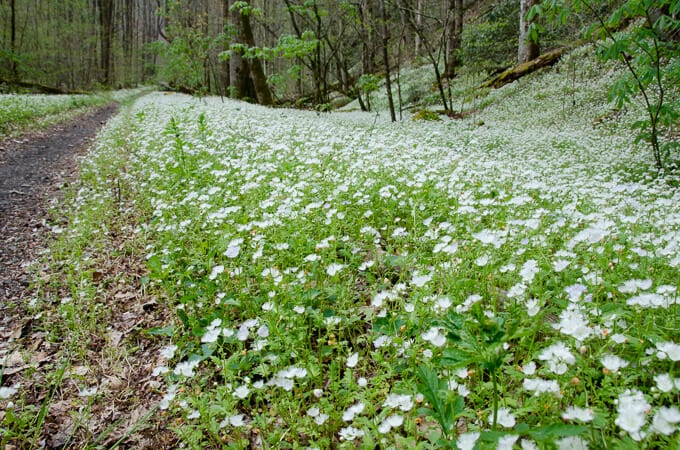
[411, 109, 441, 121]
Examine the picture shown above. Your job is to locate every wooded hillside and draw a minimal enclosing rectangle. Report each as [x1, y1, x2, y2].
[0, 1, 595, 99]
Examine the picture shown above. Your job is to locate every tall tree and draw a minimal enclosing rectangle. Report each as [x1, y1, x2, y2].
[9, 0, 17, 79]
[235, 1, 273, 105]
[379, 0, 396, 121]
[98, 0, 115, 85]
[398, 0, 451, 110]
[444, 0, 463, 79]
[518, 0, 540, 63]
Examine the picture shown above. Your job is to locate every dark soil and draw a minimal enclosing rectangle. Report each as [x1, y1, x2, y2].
[0, 105, 177, 449]
[1, 104, 118, 305]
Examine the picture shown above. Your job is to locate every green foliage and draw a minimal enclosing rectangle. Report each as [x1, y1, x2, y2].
[461, 0, 520, 71]
[439, 308, 515, 432]
[412, 109, 441, 121]
[536, 0, 680, 171]
[277, 32, 320, 61]
[229, 1, 261, 16]
[0, 93, 108, 136]
[416, 366, 466, 442]
[355, 74, 381, 111]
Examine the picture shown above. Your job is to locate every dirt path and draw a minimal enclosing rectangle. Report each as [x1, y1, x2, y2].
[0, 106, 125, 447]
[0, 104, 118, 304]
[0, 104, 180, 449]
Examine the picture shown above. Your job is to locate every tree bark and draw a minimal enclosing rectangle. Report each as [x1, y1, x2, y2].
[10, 0, 17, 79]
[482, 47, 566, 89]
[98, 0, 115, 85]
[415, 0, 423, 57]
[221, 0, 231, 94]
[380, 0, 396, 121]
[444, 0, 463, 79]
[235, 2, 273, 105]
[518, 0, 540, 63]
[359, 0, 375, 76]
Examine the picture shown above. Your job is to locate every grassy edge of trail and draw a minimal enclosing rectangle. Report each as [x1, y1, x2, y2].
[1, 94, 178, 448]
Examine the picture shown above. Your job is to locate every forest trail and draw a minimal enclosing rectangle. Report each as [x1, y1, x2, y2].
[1, 104, 118, 304]
[1, 105, 125, 448]
[1, 102, 180, 448]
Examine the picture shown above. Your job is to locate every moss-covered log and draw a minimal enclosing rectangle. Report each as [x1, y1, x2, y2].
[0, 78, 90, 95]
[480, 47, 568, 89]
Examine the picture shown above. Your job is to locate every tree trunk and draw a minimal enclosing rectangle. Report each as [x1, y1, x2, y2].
[444, 0, 463, 79]
[518, 0, 539, 63]
[235, 2, 273, 105]
[482, 47, 566, 89]
[98, 0, 115, 86]
[10, 0, 17, 79]
[360, 0, 375, 75]
[380, 0, 396, 122]
[415, 0, 423, 57]
[230, 7, 252, 99]
[221, 0, 231, 94]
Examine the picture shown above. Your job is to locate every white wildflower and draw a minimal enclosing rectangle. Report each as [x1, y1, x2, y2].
[383, 393, 414, 411]
[520, 259, 539, 284]
[422, 327, 447, 347]
[411, 272, 432, 287]
[326, 263, 346, 276]
[656, 341, 680, 361]
[601, 354, 629, 373]
[342, 402, 365, 421]
[654, 373, 675, 393]
[523, 378, 561, 397]
[562, 406, 594, 422]
[615, 389, 650, 441]
[209, 264, 224, 280]
[338, 426, 364, 441]
[490, 407, 516, 428]
[159, 344, 178, 359]
[378, 414, 404, 433]
[539, 342, 576, 375]
[174, 359, 200, 377]
[456, 432, 480, 450]
[0, 384, 21, 399]
[233, 384, 250, 399]
[651, 406, 680, 435]
[497, 434, 519, 450]
[556, 436, 589, 450]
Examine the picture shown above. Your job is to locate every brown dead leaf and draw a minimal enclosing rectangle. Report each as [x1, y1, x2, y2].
[9, 325, 23, 340]
[114, 291, 136, 301]
[108, 330, 123, 347]
[2, 351, 29, 375]
[3, 350, 24, 368]
[68, 365, 89, 377]
[48, 418, 74, 449]
[104, 375, 125, 391]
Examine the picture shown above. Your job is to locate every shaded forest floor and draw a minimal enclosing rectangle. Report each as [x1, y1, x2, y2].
[0, 105, 177, 448]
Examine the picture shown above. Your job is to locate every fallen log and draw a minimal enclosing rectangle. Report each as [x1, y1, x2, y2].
[479, 47, 568, 89]
[0, 78, 90, 95]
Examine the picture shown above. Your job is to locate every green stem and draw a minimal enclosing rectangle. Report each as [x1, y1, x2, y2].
[492, 369, 498, 431]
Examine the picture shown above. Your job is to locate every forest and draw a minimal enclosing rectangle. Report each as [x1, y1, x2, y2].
[0, 1, 645, 101]
[1, 1, 680, 449]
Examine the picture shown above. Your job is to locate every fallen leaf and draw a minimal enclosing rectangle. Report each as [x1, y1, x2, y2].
[108, 330, 123, 347]
[68, 365, 89, 377]
[114, 291, 136, 301]
[3, 351, 24, 368]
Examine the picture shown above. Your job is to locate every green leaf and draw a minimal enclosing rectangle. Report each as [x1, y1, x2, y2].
[416, 366, 454, 436]
[529, 424, 587, 441]
[441, 348, 474, 367]
[146, 326, 175, 337]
